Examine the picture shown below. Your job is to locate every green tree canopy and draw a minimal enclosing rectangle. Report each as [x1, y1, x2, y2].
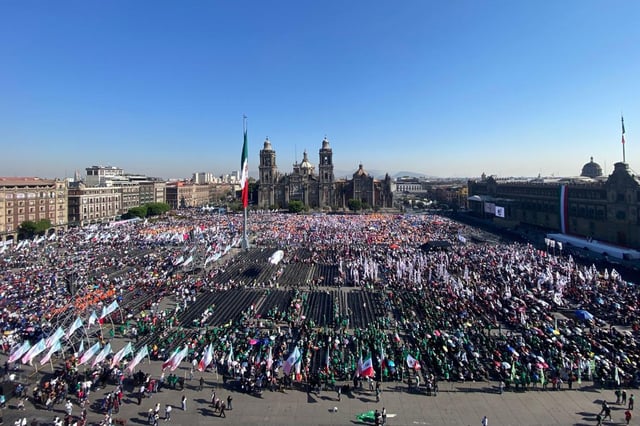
[127, 206, 148, 219]
[18, 219, 52, 239]
[146, 202, 170, 216]
[288, 200, 305, 213]
[347, 199, 362, 212]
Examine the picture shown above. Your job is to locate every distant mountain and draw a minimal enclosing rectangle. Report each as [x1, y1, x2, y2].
[333, 169, 434, 180]
[392, 171, 429, 179]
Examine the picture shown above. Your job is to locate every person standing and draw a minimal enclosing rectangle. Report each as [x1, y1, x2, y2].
[198, 377, 204, 391]
[630, 394, 635, 410]
[139, 384, 146, 403]
[164, 404, 172, 422]
[181, 395, 186, 411]
[482, 415, 488, 426]
[226, 395, 232, 410]
[382, 407, 387, 426]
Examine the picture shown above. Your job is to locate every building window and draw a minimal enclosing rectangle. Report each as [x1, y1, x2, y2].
[616, 210, 626, 220]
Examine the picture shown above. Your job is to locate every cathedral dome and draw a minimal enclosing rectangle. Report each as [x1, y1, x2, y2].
[581, 156, 603, 178]
[300, 151, 313, 170]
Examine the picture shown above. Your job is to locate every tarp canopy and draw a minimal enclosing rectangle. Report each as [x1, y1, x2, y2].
[575, 310, 594, 321]
[420, 241, 451, 253]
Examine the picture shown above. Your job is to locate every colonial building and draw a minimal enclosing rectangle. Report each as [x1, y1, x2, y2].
[467, 158, 640, 249]
[165, 181, 212, 209]
[67, 182, 121, 226]
[257, 136, 393, 210]
[0, 177, 68, 242]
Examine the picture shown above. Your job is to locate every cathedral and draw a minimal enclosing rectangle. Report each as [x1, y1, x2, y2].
[257, 136, 394, 211]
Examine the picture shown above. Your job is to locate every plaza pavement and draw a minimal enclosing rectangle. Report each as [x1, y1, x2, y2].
[1, 358, 629, 426]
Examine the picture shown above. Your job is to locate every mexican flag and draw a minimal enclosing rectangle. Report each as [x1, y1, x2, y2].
[283, 346, 301, 375]
[240, 128, 249, 208]
[359, 356, 375, 378]
[406, 354, 421, 370]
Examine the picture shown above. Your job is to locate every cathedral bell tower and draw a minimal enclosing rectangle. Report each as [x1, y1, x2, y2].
[258, 137, 278, 208]
[318, 136, 334, 208]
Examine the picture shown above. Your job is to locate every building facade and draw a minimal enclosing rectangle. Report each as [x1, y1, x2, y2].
[165, 182, 212, 209]
[68, 183, 122, 226]
[467, 160, 640, 249]
[85, 166, 125, 187]
[257, 137, 393, 210]
[138, 181, 167, 205]
[0, 177, 68, 242]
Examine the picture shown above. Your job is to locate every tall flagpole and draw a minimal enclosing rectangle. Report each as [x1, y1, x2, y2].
[622, 114, 626, 164]
[241, 115, 250, 251]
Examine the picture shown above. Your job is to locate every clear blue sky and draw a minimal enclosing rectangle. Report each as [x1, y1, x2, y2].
[2, 0, 640, 180]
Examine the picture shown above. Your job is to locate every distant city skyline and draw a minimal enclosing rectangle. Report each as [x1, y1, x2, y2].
[2, 1, 639, 180]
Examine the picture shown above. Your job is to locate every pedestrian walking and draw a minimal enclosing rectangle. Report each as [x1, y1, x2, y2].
[198, 377, 204, 391]
[482, 415, 488, 426]
[625, 410, 632, 425]
[227, 395, 232, 410]
[164, 404, 172, 421]
[219, 402, 226, 418]
[630, 394, 635, 410]
[337, 385, 341, 401]
[181, 395, 186, 411]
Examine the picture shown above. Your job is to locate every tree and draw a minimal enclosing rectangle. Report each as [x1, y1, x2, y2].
[146, 202, 170, 216]
[347, 199, 362, 212]
[127, 206, 148, 219]
[18, 221, 38, 239]
[288, 200, 305, 213]
[18, 219, 51, 239]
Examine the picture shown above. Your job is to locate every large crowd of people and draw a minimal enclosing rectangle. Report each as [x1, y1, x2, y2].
[1, 209, 640, 424]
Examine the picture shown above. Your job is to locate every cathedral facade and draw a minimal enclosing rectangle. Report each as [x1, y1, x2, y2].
[257, 137, 394, 211]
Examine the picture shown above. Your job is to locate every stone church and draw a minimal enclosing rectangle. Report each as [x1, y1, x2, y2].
[257, 136, 394, 211]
